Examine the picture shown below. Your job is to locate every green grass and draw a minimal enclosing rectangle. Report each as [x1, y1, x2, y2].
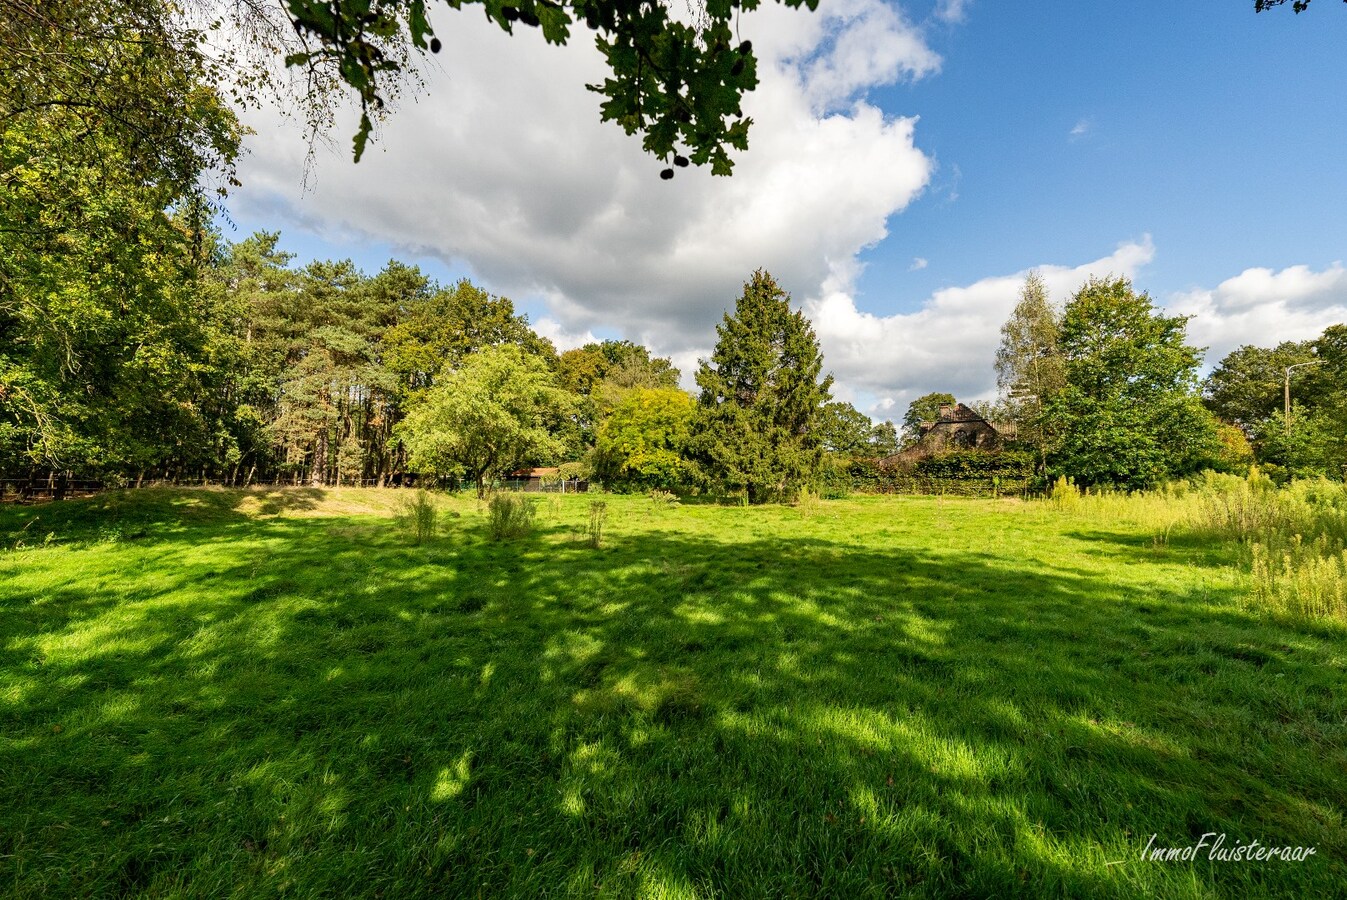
[1, 488, 1344, 898]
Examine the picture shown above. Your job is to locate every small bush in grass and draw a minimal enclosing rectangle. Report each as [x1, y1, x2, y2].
[647, 489, 679, 508]
[487, 493, 536, 540]
[1050, 475, 1079, 510]
[796, 488, 822, 518]
[587, 500, 608, 548]
[394, 490, 439, 544]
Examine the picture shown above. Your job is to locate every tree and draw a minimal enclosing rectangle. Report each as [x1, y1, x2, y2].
[383, 279, 556, 394]
[283, 0, 820, 172]
[1254, 1, 1344, 12]
[690, 270, 832, 503]
[1203, 341, 1317, 430]
[868, 421, 900, 457]
[900, 392, 955, 446]
[817, 401, 876, 455]
[1045, 277, 1219, 489]
[0, 0, 242, 474]
[397, 345, 575, 496]
[591, 387, 696, 491]
[994, 271, 1065, 447]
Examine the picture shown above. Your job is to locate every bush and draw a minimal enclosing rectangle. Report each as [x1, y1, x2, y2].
[394, 490, 439, 544]
[647, 489, 680, 507]
[487, 493, 536, 540]
[1050, 475, 1079, 510]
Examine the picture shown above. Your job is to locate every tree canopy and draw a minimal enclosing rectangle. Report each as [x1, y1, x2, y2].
[283, 0, 819, 173]
[900, 392, 955, 446]
[690, 270, 832, 502]
[1045, 277, 1219, 489]
[396, 345, 575, 495]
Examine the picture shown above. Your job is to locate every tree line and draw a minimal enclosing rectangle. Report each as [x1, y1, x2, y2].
[986, 272, 1346, 488]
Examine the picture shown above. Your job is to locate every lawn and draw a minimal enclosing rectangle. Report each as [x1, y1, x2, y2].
[1, 488, 1343, 898]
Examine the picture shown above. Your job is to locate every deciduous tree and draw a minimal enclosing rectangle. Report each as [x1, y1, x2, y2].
[397, 345, 575, 496]
[995, 270, 1065, 448]
[1046, 277, 1219, 489]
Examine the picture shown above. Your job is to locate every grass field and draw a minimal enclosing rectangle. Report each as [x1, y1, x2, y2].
[1, 488, 1344, 898]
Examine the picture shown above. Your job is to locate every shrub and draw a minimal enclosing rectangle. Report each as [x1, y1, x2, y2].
[796, 488, 822, 518]
[394, 490, 439, 544]
[487, 493, 536, 540]
[647, 489, 680, 507]
[1050, 475, 1079, 510]
[587, 500, 608, 548]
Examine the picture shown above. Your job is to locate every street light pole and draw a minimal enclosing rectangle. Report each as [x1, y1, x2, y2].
[1284, 360, 1323, 433]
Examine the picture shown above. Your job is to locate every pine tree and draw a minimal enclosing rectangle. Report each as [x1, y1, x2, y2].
[691, 270, 833, 503]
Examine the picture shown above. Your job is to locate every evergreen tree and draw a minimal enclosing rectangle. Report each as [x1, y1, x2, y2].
[690, 270, 833, 503]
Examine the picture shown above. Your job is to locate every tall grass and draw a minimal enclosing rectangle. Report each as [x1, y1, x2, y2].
[486, 493, 536, 540]
[392, 490, 439, 544]
[1049, 469, 1347, 622]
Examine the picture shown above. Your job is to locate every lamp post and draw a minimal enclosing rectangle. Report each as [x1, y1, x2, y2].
[1284, 360, 1323, 433]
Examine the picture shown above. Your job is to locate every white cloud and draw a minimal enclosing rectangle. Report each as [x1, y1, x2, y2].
[1168, 262, 1347, 365]
[233, 0, 939, 368]
[531, 316, 600, 354]
[933, 0, 970, 24]
[909, 257, 928, 271]
[806, 237, 1156, 418]
[1070, 118, 1092, 139]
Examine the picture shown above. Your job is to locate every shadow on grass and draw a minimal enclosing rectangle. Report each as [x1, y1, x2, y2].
[1, 496, 1344, 898]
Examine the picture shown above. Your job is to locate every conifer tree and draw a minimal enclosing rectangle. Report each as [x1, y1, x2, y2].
[691, 270, 833, 503]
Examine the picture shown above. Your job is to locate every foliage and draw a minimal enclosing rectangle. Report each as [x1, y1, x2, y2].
[1251, 407, 1340, 482]
[282, 0, 820, 172]
[486, 491, 536, 539]
[816, 401, 875, 454]
[900, 392, 955, 446]
[994, 270, 1065, 448]
[690, 271, 833, 503]
[912, 450, 1036, 480]
[586, 500, 608, 548]
[646, 488, 680, 507]
[0, 0, 242, 474]
[1045, 277, 1219, 489]
[868, 420, 900, 457]
[1254, 0, 1336, 12]
[1049, 475, 1080, 510]
[1202, 340, 1316, 429]
[397, 346, 575, 496]
[383, 279, 556, 396]
[1213, 422, 1256, 473]
[393, 489, 439, 544]
[590, 388, 696, 492]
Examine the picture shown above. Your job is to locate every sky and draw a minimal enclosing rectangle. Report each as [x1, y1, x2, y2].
[224, 0, 1347, 420]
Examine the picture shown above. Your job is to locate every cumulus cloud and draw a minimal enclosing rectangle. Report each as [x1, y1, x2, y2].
[1168, 262, 1347, 365]
[233, 0, 939, 370]
[806, 237, 1156, 418]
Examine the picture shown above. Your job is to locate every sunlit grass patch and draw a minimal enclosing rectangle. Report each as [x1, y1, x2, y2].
[0, 488, 1343, 897]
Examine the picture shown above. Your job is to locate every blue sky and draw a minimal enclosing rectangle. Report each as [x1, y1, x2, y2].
[862, 1, 1347, 309]
[227, 1, 1347, 418]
